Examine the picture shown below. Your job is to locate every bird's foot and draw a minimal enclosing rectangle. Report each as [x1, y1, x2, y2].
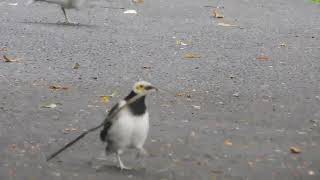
[62, 21, 79, 25]
[119, 164, 132, 170]
[136, 148, 149, 159]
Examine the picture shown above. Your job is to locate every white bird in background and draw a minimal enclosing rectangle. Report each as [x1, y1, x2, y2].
[27, 0, 86, 23]
[100, 81, 157, 170]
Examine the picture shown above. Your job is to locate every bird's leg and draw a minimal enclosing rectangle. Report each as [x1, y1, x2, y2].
[116, 151, 131, 170]
[136, 147, 148, 159]
[135, 147, 148, 168]
[60, 7, 69, 23]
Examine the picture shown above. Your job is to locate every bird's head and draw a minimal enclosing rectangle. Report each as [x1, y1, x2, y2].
[132, 81, 158, 95]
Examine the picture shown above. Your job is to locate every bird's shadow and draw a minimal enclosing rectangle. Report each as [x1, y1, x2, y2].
[96, 164, 147, 176]
[19, 21, 98, 28]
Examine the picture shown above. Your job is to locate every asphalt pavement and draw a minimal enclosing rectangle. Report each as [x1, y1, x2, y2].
[0, 0, 319, 179]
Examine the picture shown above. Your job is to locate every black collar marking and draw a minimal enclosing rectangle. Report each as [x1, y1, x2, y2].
[124, 91, 146, 116]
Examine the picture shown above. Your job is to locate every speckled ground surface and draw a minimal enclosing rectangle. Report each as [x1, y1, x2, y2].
[0, 0, 319, 179]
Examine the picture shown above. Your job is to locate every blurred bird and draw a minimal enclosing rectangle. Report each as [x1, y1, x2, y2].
[100, 81, 157, 170]
[27, 0, 86, 23]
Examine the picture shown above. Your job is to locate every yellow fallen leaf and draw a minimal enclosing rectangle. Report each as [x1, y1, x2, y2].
[224, 139, 233, 146]
[212, 8, 224, 18]
[184, 53, 201, 58]
[279, 43, 287, 47]
[290, 146, 302, 154]
[217, 22, 236, 27]
[73, 62, 80, 69]
[101, 96, 111, 104]
[176, 40, 188, 46]
[41, 103, 57, 108]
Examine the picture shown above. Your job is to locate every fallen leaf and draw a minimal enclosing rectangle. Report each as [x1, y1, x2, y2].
[132, 0, 144, 3]
[224, 139, 233, 146]
[192, 105, 201, 110]
[212, 8, 224, 18]
[290, 146, 302, 154]
[3, 55, 19, 62]
[142, 66, 151, 69]
[49, 85, 69, 90]
[232, 92, 240, 97]
[184, 53, 201, 58]
[217, 22, 236, 27]
[100, 96, 111, 104]
[308, 170, 315, 175]
[110, 91, 118, 97]
[175, 92, 191, 98]
[279, 43, 287, 47]
[73, 62, 80, 69]
[176, 40, 188, 46]
[8, 144, 18, 151]
[63, 128, 78, 134]
[0, 47, 8, 51]
[8, 3, 18, 6]
[248, 161, 254, 167]
[41, 103, 57, 108]
[123, 9, 137, 14]
[256, 55, 270, 61]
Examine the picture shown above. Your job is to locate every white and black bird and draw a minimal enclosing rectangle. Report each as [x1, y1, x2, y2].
[100, 81, 157, 170]
[27, 0, 86, 23]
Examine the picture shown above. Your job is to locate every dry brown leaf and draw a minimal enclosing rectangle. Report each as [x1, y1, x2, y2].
[3, 55, 19, 62]
[175, 92, 191, 98]
[0, 47, 8, 51]
[184, 53, 201, 59]
[132, 0, 144, 3]
[8, 144, 18, 151]
[73, 62, 80, 69]
[256, 55, 270, 61]
[224, 139, 233, 146]
[290, 146, 302, 154]
[49, 85, 69, 90]
[212, 8, 224, 18]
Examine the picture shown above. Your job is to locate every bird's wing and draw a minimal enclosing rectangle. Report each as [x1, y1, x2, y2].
[100, 100, 127, 141]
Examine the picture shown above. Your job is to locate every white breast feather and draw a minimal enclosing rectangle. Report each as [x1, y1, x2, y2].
[108, 107, 149, 150]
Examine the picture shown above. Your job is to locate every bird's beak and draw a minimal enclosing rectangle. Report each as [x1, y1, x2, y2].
[145, 85, 158, 92]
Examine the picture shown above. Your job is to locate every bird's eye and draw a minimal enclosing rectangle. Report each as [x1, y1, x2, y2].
[139, 85, 144, 89]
